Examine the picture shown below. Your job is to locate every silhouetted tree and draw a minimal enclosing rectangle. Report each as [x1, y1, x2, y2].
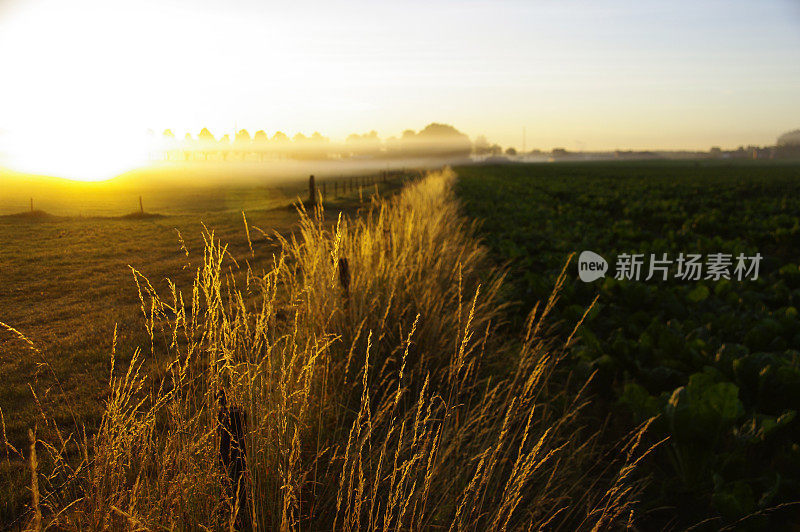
[776, 129, 800, 158]
[385, 136, 401, 156]
[409, 123, 471, 159]
[308, 132, 331, 159]
[473, 135, 491, 156]
[161, 129, 176, 160]
[271, 131, 290, 158]
[198, 128, 215, 143]
[346, 130, 381, 158]
[235, 129, 251, 144]
[197, 128, 215, 160]
[395, 129, 420, 158]
[184, 133, 194, 161]
[778, 129, 800, 146]
[218, 134, 231, 161]
[234, 130, 252, 160]
[253, 130, 268, 160]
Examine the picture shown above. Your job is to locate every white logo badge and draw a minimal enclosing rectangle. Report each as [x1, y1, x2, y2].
[578, 251, 608, 282]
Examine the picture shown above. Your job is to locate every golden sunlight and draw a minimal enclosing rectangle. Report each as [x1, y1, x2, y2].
[4, 129, 151, 182]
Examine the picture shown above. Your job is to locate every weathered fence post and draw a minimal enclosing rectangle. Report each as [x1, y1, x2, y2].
[338, 257, 350, 297]
[309, 174, 316, 206]
[218, 390, 249, 528]
[139, 196, 144, 215]
[384, 228, 392, 253]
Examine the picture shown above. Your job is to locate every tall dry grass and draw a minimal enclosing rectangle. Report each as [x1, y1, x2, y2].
[19, 168, 656, 530]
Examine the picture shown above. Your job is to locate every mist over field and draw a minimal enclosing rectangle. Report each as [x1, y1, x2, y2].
[1, 0, 800, 529]
[0, 157, 451, 216]
[0, 122, 479, 215]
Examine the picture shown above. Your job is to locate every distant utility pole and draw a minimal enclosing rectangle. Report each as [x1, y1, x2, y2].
[523, 127, 526, 153]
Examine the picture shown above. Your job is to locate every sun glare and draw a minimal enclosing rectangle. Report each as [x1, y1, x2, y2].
[2, 129, 151, 182]
[0, 1, 183, 182]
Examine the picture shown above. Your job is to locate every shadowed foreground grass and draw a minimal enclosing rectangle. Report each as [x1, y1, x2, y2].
[9, 169, 656, 530]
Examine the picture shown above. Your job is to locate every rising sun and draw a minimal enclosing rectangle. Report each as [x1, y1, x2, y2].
[2, 128, 152, 182]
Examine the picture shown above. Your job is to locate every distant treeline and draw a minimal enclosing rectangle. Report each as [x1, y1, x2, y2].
[151, 122, 503, 162]
[149, 124, 800, 163]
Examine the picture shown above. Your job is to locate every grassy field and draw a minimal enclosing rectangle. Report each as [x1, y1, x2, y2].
[456, 160, 800, 529]
[0, 172, 406, 525]
[0, 168, 652, 530]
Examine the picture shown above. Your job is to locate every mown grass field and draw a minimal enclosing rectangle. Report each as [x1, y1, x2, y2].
[0, 173, 404, 525]
[456, 160, 800, 529]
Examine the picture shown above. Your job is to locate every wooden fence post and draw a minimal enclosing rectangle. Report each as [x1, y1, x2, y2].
[218, 390, 249, 528]
[338, 257, 350, 297]
[139, 196, 144, 215]
[309, 174, 316, 206]
[384, 228, 392, 253]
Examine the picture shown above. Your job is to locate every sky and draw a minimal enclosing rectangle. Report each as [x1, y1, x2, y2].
[0, 0, 798, 177]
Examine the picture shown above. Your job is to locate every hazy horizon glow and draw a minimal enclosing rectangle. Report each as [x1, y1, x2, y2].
[0, 0, 799, 179]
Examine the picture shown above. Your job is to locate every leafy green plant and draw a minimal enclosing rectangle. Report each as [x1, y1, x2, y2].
[457, 161, 800, 528]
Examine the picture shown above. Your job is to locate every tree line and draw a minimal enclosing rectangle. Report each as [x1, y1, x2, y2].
[153, 122, 502, 162]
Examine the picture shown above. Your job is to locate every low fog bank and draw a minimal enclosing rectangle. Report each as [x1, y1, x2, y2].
[0, 155, 465, 217]
[118, 155, 465, 188]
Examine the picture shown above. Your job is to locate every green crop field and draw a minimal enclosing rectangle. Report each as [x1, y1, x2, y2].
[456, 161, 800, 528]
